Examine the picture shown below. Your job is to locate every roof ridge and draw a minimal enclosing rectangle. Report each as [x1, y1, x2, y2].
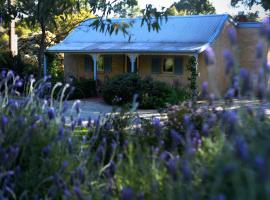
[81, 14, 230, 24]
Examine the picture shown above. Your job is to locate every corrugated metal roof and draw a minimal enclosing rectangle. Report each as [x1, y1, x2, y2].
[47, 14, 230, 54]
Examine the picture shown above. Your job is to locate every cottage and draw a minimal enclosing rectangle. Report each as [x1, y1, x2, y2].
[46, 14, 269, 94]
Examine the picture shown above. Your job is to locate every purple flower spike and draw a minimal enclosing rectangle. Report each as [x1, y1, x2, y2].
[215, 194, 226, 200]
[121, 187, 134, 200]
[235, 137, 249, 160]
[1, 70, 6, 78]
[201, 81, 208, 97]
[223, 50, 234, 74]
[166, 158, 178, 180]
[204, 46, 216, 65]
[228, 28, 237, 44]
[256, 43, 264, 59]
[1, 115, 8, 128]
[261, 17, 270, 41]
[137, 192, 144, 200]
[107, 161, 116, 177]
[152, 117, 160, 127]
[47, 107, 55, 120]
[74, 100, 81, 114]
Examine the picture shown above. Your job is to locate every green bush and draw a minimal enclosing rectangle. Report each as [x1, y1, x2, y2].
[140, 77, 172, 109]
[0, 51, 38, 76]
[68, 77, 97, 100]
[102, 74, 188, 109]
[102, 73, 142, 105]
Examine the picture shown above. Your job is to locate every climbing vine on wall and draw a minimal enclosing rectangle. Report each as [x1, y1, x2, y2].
[187, 56, 199, 102]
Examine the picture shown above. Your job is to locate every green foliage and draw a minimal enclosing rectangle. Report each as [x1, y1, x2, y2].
[168, 0, 216, 15]
[48, 54, 64, 83]
[187, 56, 199, 102]
[0, 51, 38, 76]
[68, 77, 97, 99]
[102, 73, 142, 105]
[140, 77, 172, 109]
[231, 0, 270, 11]
[102, 74, 188, 109]
[233, 11, 260, 22]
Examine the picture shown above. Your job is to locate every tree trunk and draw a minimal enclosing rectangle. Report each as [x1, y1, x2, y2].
[38, 22, 46, 78]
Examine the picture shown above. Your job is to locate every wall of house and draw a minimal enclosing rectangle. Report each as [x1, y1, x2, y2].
[138, 55, 190, 85]
[64, 53, 191, 86]
[64, 54, 125, 81]
[207, 21, 235, 95]
[237, 27, 266, 73]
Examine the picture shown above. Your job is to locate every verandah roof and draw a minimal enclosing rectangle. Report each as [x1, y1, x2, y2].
[47, 14, 230, 54]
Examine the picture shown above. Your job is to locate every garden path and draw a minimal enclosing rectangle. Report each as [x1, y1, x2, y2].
[65, 98, 270, 124]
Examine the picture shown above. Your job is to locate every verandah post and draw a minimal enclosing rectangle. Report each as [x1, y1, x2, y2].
[91, 53, 98, 81]
[128, 54, 138, 73]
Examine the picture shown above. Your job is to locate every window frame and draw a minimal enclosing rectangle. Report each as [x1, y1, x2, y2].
[97, 55, 105, 72]
[162, 56, 175, 74]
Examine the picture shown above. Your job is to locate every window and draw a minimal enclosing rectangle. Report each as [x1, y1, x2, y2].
[163, 57, 174, 73]
[97, 56, 104, 72]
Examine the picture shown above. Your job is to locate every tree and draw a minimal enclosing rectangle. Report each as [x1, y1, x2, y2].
[0, 0, 18, 23]
[233, 11, 260, 22]
[231, 0, 270, 11]
[168, 0, 216, 16]
[16, 0, 83, 77]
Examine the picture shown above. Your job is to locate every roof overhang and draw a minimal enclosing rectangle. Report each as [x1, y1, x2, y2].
[46, 42, 208, 54]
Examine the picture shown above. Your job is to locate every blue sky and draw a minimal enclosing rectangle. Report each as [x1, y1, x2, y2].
[138, 0, 269, 18]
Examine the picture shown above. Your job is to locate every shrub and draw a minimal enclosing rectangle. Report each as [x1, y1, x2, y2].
[102, 75, 188, 109]
[68, 77, 97, 100]
[0, 52, 38, 76]
[140, 77, 172, 109]
[102, 73, 142, 105]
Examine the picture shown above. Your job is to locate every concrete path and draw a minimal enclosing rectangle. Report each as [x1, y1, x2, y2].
[65, 98, 270, 123]
[65, 98, 167, 121]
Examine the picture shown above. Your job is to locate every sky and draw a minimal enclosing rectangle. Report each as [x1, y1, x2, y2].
[137, 0, 269, 19]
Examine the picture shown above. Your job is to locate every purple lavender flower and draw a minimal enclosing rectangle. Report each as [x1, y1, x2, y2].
[255, 155, 264, 169]
[166, 158, 178, 180]
[73, 186, 84, 200]
[160, 151, 171, 161]
[228, 27, 237, 44]
[137, 192, 144, 200]
[201, 81, 208, 98]
[202, 123, 209, 136]
[152, 117, 160, 127]
[121, 187, 134, 200]
[47, 107, 55, 120]
[240, 68, 251, 94]
[261, 17, 270, 41]
[170, 129, 183, 148]
[181, 159, 191, 181]
[1, 115, 8, 128]
[74, 100, 81, 114]
[223, 50, 234, 74]
[225, 88, 235, 99]
[256, 43, 264, 59]
[42, 146, 51, 157]
[204, 46, 216, 65]
[106, 161, 116, 177]
[215, 194, 226, 200]
[58, 127, 65, 139]
[235, 137, 249, 160]
[1, 70, 6, 78]
[183, 114, 190, 126]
